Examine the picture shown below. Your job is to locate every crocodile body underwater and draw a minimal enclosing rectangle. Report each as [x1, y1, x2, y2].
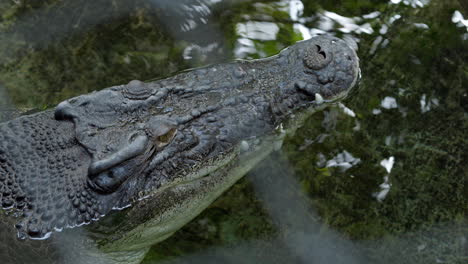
[0, 35, 359, 263]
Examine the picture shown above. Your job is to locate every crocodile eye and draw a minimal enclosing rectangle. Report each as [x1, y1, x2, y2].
[146, 116, 178, 148]
[303, 44, 333, 70]
[157, 127, 177, 147]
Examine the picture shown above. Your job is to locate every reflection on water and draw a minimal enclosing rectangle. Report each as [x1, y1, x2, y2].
[380, 96, 398, 109]
[318, 11, 374, 35]
[373, 156, 394, 202]
[452, 10, 468, 28]
[323, 150, 361, 172]
[0, 0, 466, 263]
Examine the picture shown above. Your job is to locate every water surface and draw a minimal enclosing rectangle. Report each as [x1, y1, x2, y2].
[0, 0, 466, 263]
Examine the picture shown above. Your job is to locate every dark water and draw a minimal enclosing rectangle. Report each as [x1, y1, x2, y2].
[0, 0, 466, 263]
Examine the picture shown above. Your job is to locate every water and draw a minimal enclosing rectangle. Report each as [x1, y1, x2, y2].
[0, 0, 466, 263]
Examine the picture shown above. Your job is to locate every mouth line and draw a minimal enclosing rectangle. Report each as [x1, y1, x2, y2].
[112, 170, 215, 211]
[125, 150, 238, 206]
[141, 171, 215, 203]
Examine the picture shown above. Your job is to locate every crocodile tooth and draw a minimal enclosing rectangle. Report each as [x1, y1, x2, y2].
[240, 141, 250, 152]
[315, 93, 324, 104]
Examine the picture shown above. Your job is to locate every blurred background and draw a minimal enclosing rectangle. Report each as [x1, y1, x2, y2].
[0, 0, 466, 263]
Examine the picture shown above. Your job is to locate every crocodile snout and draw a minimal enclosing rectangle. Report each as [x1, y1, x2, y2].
[293, 36, 360, 102]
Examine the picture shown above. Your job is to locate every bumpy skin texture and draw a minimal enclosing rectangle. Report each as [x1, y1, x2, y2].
[0, 36, 359, 242]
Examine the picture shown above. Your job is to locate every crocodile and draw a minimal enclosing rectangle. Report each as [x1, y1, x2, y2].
[0, 35, 360, 263]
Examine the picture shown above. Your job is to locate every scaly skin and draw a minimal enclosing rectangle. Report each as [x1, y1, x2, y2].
[0, 35, 359, 263]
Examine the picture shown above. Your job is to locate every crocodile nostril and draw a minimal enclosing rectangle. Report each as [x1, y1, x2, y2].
[304, 43, 333, 70]
[316, 45, 327, 59]
[319, 51, 327, 59]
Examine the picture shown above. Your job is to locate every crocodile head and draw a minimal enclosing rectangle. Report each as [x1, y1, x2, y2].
[0, 35, 359, 253]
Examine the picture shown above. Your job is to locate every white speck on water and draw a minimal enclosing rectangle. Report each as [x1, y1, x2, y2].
[420, 94, 440, 113]
[379, 24, 389, 34]
[234, 21, 282, 58]
[338, 103, 356, 117]
[183, 42, 219, 60]
[369, 35, 383, 55]
[420, 94, 429, 113]
[389, 14, 402, 24]
[414, 23, 430, 29]
[380, 156, 395, 173]
[181, 19, 198, 32]
[237, 37, 254, 46]
[363, 11, 381, 19]
[390, 0, 430, 8]
[234, 38, 257, 58]
[373, 175, 392, 202]
[287, 0, 304, 21]
[325, 150, 361, 172]
[317, 11, 374, 35]
[452, 10, 468, 29]
[381, 96, 398, 109]
[191, 3, 211, 16]
[376, 187, 390, 200]
[295, 23, 312, 40]
[236, 21, 279, 41]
